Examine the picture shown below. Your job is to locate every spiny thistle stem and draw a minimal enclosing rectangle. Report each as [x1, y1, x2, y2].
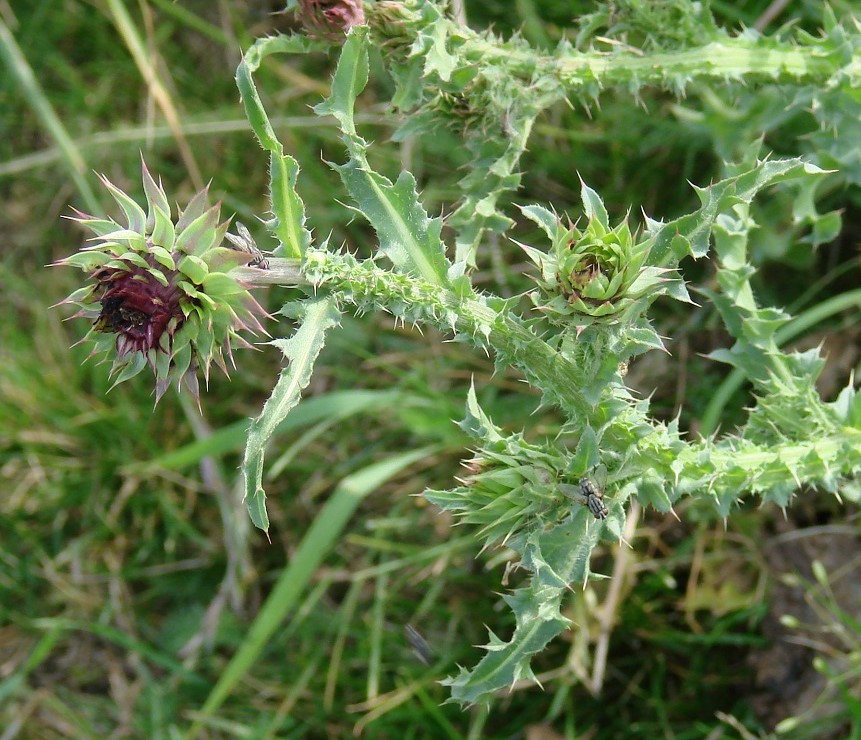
[369, 1, 857, 97]
[479, 37, 846, 87]
[233, 259, 306, 287]
[301, 249, 597, 417]
[252, 248, 861, 520]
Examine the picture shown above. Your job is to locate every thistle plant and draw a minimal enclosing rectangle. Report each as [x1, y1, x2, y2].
[56, 0, 861, 709]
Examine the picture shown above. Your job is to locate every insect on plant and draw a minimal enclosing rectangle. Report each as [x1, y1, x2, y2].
[225, 221, 270, 270]
[560, 464, 609, 520]
[404, 624, 434, 666]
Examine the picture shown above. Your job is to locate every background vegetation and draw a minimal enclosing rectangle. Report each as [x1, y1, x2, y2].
[1, 0, 859, 737]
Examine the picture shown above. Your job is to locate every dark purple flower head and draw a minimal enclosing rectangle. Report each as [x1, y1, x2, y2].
[91, 252, 184, 358]
[55, 163, 270, 404]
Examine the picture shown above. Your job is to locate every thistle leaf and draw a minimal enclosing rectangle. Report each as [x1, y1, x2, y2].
[313, 26, 369, 138]
[424, 22, 456, 81]
[446, 514, 598, 705]
[235, 35, 317, 259]
[316, 28, 452, 286]
[651, 158, 828, 265]
[242, 296, 342, 533]
[99, 174, 147, 233]
[269, 152, 311, 259]
[445, 593, 568, 705]
[236, 34, 322, 153]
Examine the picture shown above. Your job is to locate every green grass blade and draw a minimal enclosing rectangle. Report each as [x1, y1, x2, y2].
[147, 0, 231, 45]
[0, 18, 99, 211]
[135, 389, 409, 472]
[28, 618, 207, 686]
[0, 627, 64, 703]
[367, 572, 387, 702]
[323, 580, 363, 711]
[104, 0, 203, 188]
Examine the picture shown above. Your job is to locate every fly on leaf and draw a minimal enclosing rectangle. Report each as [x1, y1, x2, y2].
[560, 463, 608, 520]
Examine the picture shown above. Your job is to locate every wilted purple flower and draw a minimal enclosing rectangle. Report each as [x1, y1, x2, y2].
[297, 0, 365, 41]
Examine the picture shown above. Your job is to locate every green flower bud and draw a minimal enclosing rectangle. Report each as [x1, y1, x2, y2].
[367, 1, 421, 53]
[519, 182, 691, 327]
[426, 440, 567, 550]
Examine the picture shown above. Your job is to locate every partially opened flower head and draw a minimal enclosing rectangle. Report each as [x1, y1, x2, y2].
[55, 162, 269, 404]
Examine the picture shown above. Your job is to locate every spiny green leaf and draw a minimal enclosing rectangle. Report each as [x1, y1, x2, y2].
[459, 384, 504, 443]
[424, 22, 456, 82]
[110, 351, 148, 387]
[332, 160, 451, 285]
[241, 296, 342, 532]
[519, 515, 600, 589]
[235, 33, 321, 261]
[651, 158, 827, 265]
[269, 153, 311, 259]
[141, 162, 171, 226]
[316, 28, 451, 286]
[245, 489, 269, 532]
[444, 515, 599, 704]
[237, 33, 322, 153]
[444, 582, 569, 705]
[312, 26, 369, 138]
[201, 272, 245, 298]
[61, 251, 115, 271]
[174, 206, 220, 257]
[178, 255, 209, 284]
